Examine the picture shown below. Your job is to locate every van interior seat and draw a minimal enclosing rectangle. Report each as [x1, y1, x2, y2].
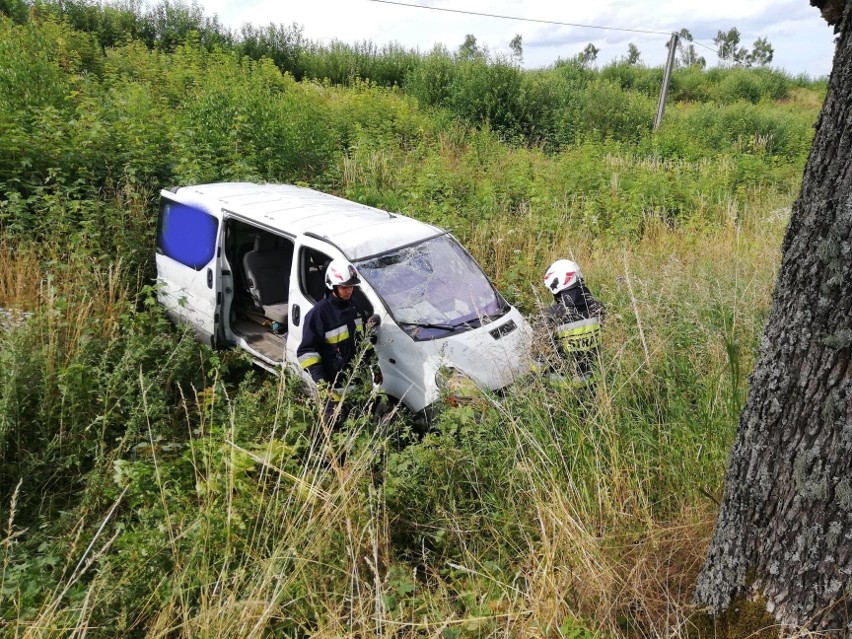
[243, 235, 293, 325]
[305, 258, 331, 303]
[234, 240, 256, 295]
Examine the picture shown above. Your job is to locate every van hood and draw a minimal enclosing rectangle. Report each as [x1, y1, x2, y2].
[433, 311, 533, 391]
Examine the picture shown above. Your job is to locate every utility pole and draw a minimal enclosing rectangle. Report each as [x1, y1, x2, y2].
[654, 32, 679, 131]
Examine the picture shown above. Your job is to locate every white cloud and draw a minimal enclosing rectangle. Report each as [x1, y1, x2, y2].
[197, 0, 835, 76]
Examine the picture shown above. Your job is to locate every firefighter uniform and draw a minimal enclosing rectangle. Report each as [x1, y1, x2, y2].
[543, 281, 605, 386]
[297, 290, 374, 387]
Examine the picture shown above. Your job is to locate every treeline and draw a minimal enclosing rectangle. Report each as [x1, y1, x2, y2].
[0, 0, 826, 146]
[0, 7, 820, 270]
[0, 0, 231, 51]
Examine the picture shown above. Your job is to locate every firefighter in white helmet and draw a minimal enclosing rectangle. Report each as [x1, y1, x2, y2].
[541, 259, 605, 387]
[297, 259, 381, 410]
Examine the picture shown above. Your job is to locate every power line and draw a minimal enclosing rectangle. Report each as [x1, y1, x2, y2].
[692, 40, 719, 53]
[367, 0, 675, 37]
[367, 0, 721, 61]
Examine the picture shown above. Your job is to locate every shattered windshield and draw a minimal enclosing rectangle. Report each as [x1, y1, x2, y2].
[356, 234, 508, 340]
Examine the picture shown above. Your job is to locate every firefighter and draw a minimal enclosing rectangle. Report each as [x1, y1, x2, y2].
[297, 259, 380, 416]
[541, 259, 605, 387]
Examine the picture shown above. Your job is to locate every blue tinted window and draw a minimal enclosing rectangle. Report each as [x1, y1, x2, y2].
[157, 202, 218, 270]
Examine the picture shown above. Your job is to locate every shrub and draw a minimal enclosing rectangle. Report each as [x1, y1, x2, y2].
[563, 80, 656, 144]
[661, 102, 813, 160]
[403, 45, 456, 107]
[599, 61, 662, 96]
[551, 56, 595, 91]
[714, 68, 763, 103]
[445, 56, 526, 135]
[236, 21, 306, 79]
[0, 0, 29, 23]
[670, 65, 712, 102]
[300, 38, 420, 87]
[0, 261, 211, 518]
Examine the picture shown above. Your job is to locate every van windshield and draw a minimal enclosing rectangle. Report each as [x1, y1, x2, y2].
[356, 235, 508, 340]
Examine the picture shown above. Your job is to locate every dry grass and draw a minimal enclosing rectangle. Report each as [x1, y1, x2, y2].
[0, 240, 130, 347]
[784, 87, 826, 110]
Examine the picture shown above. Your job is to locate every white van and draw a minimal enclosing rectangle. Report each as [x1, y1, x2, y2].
[155, 182, 533, 412]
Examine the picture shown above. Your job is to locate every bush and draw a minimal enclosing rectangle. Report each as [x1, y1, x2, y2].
[656, 101, 813, 160]
[563, 80, 656, 144]
[403, 45, 456, 107]
[0, 0, 29, 23]
[445, 56, 526, 135]
[715, 68, 763, 103]
[551, 56, 595, 91]
[137, 0, 231, 52]
[236, 21, 306, 78]
[599, 61, 662, 97]
[670, 65, 713, 102]
[300, 38, 420, 87]
[406, 52, 565, 144]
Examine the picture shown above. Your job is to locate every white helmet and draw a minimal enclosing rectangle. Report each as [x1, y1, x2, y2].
[544, 259, 581, 294]
[325, 258, 361, 289]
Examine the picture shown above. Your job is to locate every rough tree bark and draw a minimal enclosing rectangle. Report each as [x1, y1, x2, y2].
[694, 1, 852, 632]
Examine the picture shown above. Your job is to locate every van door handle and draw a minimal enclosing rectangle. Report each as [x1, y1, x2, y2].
[292, 304, 301, 326]
[207, 268, 213, 289]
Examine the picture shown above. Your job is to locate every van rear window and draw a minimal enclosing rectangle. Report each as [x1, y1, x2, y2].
[157, 202, 218, 270]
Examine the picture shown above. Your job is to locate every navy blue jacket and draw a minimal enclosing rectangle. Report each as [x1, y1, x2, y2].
[297, 290, 374, 385]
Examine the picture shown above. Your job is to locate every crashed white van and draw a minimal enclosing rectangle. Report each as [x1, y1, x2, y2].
[155, 182, 533, 412]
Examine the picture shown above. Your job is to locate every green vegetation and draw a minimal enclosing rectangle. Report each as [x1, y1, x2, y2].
[0, 2, 824, 637]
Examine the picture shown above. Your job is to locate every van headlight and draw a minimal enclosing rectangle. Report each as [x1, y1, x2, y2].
[436, 367, 480, 406]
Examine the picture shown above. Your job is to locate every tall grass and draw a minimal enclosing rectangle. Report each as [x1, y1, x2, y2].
[0, 381, 714, 637]
[0, 239, 218, 522]
[1, 204, 785, 636]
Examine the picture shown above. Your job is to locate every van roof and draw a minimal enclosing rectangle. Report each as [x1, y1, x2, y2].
[174, 182, 443, 261]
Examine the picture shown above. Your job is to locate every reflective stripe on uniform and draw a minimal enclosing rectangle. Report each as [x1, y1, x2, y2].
[556, 317, 601, 353]
[299, 352, 321, 369]
[354, 317, 364, 333]
[325, 325, 349, 344]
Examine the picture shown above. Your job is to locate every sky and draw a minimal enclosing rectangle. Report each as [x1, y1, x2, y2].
[193, 0, 837, 78]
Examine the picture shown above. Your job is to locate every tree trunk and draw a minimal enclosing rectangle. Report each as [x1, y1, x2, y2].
[694, 4, 852, 632]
